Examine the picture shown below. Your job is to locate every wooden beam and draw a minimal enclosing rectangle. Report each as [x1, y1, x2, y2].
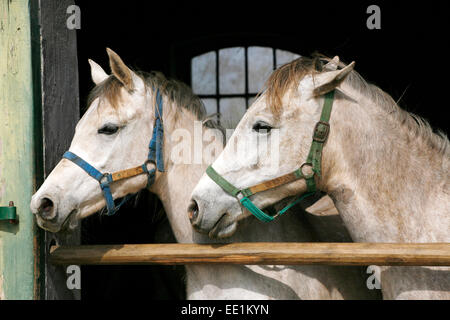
[50, 242, 450, 266]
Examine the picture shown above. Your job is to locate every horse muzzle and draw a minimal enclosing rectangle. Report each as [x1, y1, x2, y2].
[30, 193, 78, 233]
[188, 197, 240, 238]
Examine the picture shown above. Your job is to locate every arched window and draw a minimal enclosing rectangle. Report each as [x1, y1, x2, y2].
[191, 47, 300, 128]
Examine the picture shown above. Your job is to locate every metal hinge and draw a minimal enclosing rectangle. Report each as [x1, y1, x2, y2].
[0, 201, 18, 224]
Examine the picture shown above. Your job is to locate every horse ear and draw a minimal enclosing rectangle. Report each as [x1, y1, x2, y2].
[313, 61, 355, 96]
[106, 48, 143, 92]
[88, 59, 108, 85]
[323, 56, 340, 71]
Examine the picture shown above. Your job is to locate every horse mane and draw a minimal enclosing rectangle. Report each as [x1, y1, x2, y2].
[264, 55, 449, 157]
[86, 70, 222, 131]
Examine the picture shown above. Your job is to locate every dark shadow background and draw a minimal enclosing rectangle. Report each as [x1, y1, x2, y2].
[73, 0, 449, 299]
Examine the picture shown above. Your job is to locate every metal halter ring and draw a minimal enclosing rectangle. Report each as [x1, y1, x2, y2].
[143, 159, 156, 171]
[235, 190, 245, 201]
[99, 173, 111, 185]
[300, 163, 315, 179]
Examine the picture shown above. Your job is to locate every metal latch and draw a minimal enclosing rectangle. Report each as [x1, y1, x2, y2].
[0, 201, 18, 224]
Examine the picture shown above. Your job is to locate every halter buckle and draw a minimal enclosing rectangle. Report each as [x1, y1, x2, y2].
[313, 121, 330, 143]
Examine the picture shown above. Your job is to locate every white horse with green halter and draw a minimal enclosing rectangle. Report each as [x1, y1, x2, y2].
[189, 56, 450, 299]
[30, 49, 378, 299]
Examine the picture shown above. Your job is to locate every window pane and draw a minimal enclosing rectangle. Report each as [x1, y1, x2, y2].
[219, 47, 245, 94]
[191, 51, 216, 95]
[248, 46, 273, 94]
[248, 96, 257, 107]
[276, 49, 300, 68]
[219, 98, 246, 129]
[202, 98, 218, 116]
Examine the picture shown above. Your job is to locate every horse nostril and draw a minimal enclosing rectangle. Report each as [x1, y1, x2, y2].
[188, 199, 199, 223]
[38, 197, 55, 220]
[40, 198, 53, 212]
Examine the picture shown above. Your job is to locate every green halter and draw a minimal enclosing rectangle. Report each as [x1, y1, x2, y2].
[206, 90, 335, 222]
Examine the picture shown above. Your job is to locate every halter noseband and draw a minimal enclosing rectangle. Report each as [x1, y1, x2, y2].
[206, 90, 335, 222]
[62, 89, 165, 216]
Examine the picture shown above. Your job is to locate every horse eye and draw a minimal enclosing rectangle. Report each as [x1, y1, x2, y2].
[252, 121, 273, 133]
[98, 123, 120, 135]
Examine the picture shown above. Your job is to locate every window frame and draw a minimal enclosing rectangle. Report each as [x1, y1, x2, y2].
[194, 46, 279, 110]
[189, 44, 300, 127]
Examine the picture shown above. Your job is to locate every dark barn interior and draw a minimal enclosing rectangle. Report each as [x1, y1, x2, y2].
[72, 1, 449, 299]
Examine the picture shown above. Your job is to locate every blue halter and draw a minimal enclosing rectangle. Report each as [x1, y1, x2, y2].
[62, 89, 165, 216]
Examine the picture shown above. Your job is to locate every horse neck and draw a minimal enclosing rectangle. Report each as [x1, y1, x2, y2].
[322, 89, 449, 242]
[148, 100, 219, 242]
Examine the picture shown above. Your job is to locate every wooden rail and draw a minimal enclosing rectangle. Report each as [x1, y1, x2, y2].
[49, 242, 450, 266]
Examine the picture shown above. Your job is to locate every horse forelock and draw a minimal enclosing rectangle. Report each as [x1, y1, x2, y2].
[264, 55, 323, 116]
[87, 75, 124, 111]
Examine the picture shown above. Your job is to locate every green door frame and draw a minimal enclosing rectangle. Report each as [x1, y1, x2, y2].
[1, 0, 81, 300]
[0, 0, 44, 300]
